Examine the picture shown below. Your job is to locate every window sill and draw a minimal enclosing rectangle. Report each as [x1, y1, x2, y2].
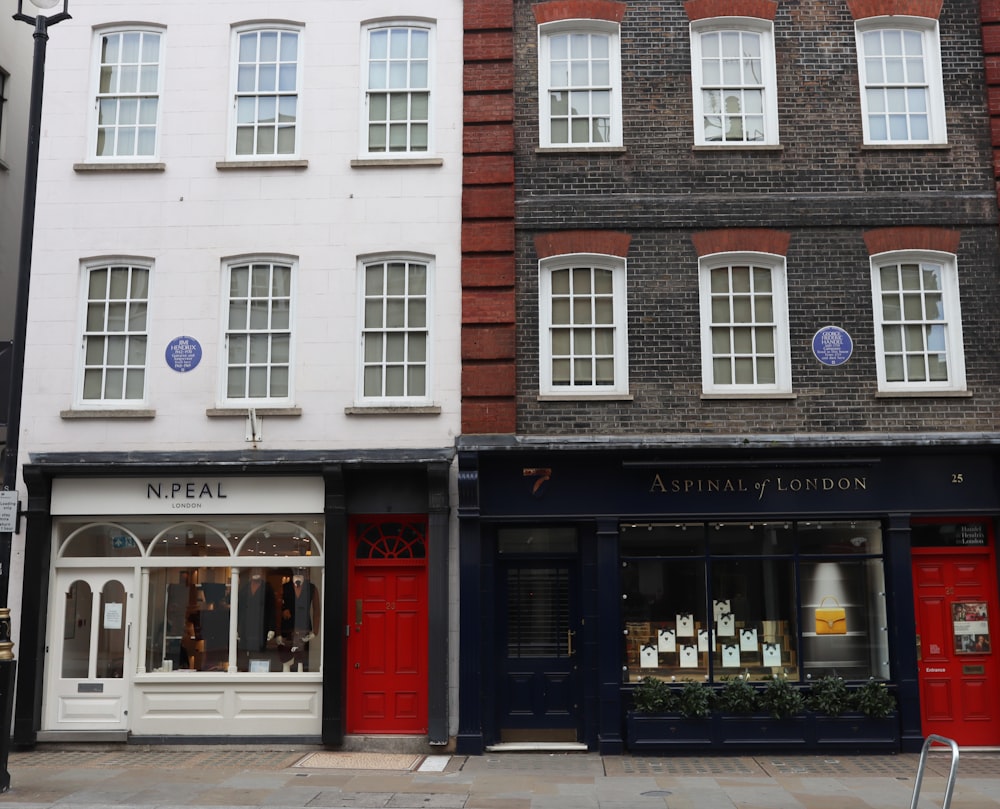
[73, 162, 166, 172]
[345, 405, 442, 415]
[535, 146, 626, 155]
[537, 392, 633, 401]
[700, 392, 796, 400]
[860, 143, 950, 151]
[206, 407, 303, 416]
[215, 159, 308, 170]
[350, 157, 444, 168]
[61, 408, 156, 418]
[692, 144, 783, 152]
[875, 389, 971, 398]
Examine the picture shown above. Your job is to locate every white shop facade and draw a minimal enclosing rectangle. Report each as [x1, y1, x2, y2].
[31, 474, 326, 741]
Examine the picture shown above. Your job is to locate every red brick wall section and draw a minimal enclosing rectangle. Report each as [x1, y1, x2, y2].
[463, 0, 516, 434]
[691, 229, 791, 257]
[533, 0, 627, 24]
[534, 231, 632, 258]
[846, 0, 942, 18]
[862, 227, 961, 256]
[684, 0, 778, 22]
[986, 2, 1000, 220]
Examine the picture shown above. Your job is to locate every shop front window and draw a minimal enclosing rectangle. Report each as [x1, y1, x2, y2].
[621, 520, 887, 683]
[55, 517, 323, 676]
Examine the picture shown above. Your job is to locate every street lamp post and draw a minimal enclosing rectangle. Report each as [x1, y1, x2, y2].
[0, 0, 70, 791]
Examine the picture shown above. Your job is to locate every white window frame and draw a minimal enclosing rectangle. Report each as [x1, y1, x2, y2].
[219, 256, 296, 407]
[75, 259, 152, 408]
[855, 17, 946, 145]
[869, 250, 966, 393]
[88, 26, 165, 161]
[698, 252, 791, 395]
[356, 254, 434, 406]
[359, 20, 435, 158]
[538, 254, 629, 398]
[228, 24, 303, 160]
[537, 19, 623, 149]
[690, 18, 779, 146]
[0, 67, 9, 165]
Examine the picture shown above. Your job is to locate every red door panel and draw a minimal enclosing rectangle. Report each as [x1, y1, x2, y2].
[347, 517, 428, 734]
[912, 533, 1000, 746]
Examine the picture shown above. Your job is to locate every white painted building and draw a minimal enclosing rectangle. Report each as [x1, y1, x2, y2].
[9, 0, 462, 748]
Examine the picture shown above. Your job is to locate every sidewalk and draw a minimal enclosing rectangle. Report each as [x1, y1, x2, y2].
[0, 745, 997, 809]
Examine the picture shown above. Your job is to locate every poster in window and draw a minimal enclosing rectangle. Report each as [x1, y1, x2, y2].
[952, 601, 991, 654]
[657, 627, 676, 652]
[104, 602, 123, 631]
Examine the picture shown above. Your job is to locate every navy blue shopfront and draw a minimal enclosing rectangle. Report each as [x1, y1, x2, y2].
[455, 440, 1000, 754]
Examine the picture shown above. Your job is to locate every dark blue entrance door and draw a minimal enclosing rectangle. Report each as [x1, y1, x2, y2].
[497, 561, 581, 741]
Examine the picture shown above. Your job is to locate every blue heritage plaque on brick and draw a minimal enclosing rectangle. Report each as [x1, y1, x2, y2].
[812, 326, 853, 366]
[165, 336, 202, 373]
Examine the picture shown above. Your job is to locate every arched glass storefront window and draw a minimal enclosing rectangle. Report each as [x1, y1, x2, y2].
[60, 524, 143, 558]
[53, 516, 323, 676]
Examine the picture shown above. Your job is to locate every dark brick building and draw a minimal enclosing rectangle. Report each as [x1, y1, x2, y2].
[458, 0, 1000, 753]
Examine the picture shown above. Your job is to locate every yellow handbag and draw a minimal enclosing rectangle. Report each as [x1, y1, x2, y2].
[815, 597, 847, 635]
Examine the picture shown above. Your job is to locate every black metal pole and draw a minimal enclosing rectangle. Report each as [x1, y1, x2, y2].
[0, 14, 50, 607]
[0, 5, 68, 790]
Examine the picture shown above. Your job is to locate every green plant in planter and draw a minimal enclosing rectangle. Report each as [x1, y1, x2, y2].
[676, 679, 713, 718]
[760, 674, 805, 719]
[632, 676, 678, 714]
[716, 674, 760, 715]
[851, 678, 896, 719]
[806, 675, 851, 717]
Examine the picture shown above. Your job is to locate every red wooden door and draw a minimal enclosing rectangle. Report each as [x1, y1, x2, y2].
[912, 529, 1000, 746]
[346, 517, 428, 734]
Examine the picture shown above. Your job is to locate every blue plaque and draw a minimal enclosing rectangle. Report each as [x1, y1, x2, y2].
[812, 326, 853, 367]
[165, 336, 202, 373]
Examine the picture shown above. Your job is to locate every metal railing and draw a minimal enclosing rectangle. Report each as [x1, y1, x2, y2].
[909, 734, 960, 809]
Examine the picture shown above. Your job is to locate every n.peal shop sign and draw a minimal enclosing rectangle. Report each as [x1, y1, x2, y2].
[51, 476, 323, 515]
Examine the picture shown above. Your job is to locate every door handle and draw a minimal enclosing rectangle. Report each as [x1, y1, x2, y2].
[567, 629, 576, 657]
[126, 622, 131, 650]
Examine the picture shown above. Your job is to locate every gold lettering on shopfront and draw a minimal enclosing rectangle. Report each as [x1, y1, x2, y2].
[650, 474, 868, 499]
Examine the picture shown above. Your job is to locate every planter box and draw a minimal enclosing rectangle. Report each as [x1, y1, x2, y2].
[808, 712, 900, 752]
[626, 711, 900, 753]
[718, 714, 809, 749]
[626, 713, 714, 749]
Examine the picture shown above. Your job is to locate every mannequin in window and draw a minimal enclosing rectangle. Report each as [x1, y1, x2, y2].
[279, 568, 318, 672]
[237, 567, 276, 671]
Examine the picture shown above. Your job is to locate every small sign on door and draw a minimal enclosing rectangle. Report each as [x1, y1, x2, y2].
[952, 601, 991, 654]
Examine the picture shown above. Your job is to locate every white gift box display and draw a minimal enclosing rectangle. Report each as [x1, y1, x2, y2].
[640, 643, 658, 668]
[676, 613, 694, 636]
[679, 644, 698, 668]
[722, 643, 741, 667]
[762, 642, 782, 667]
[657, 627, 676, 652]
[697, 628, 712, 652]
[717, 612, 735, 636]
[740, 627, 758, 652]
[713, 599, 731, 620]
